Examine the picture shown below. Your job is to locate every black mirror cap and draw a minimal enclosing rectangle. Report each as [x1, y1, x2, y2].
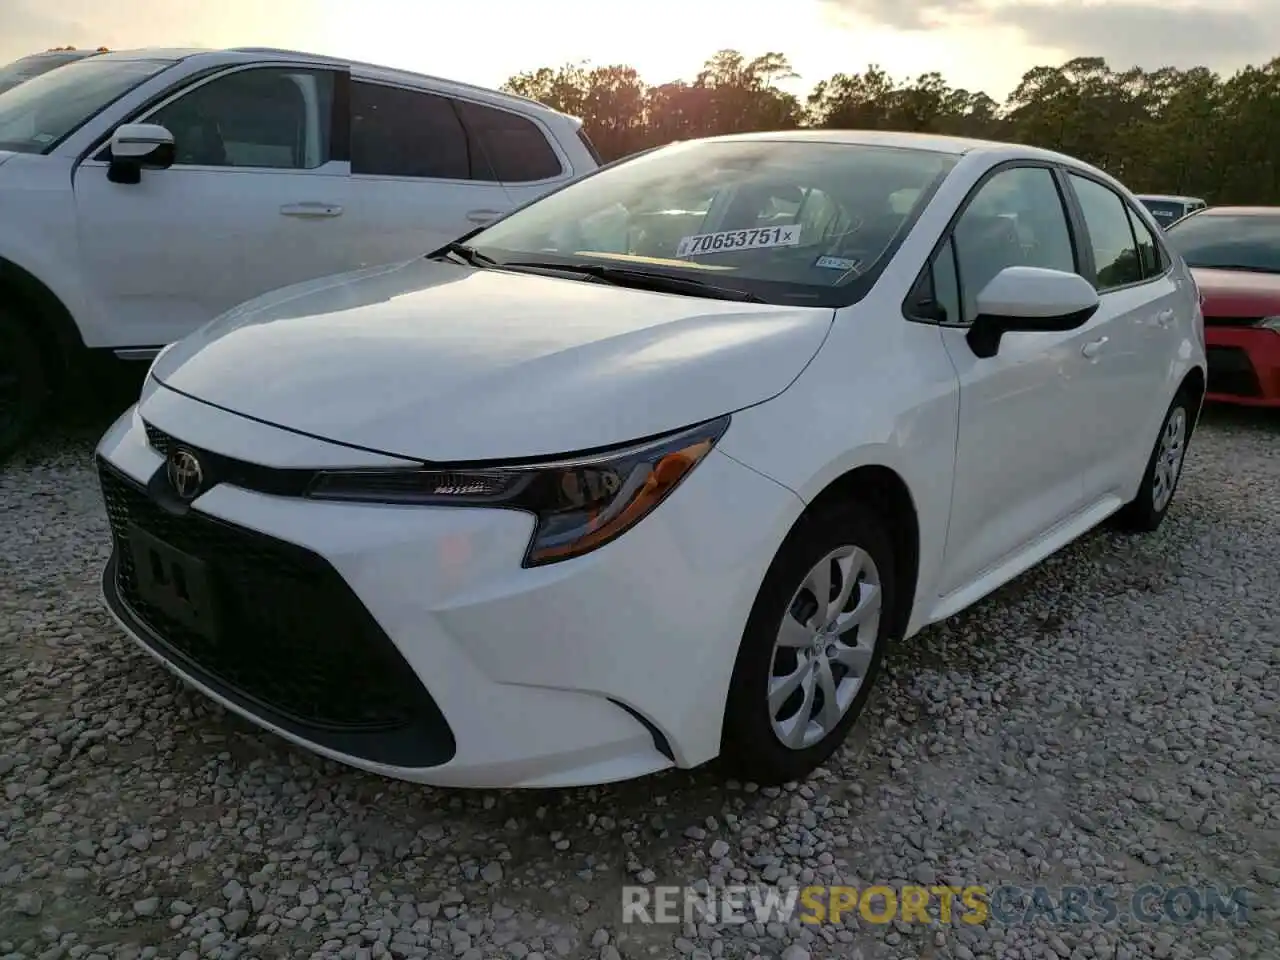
[965, 302, 1099, 359]
[106, 141, 176, 183]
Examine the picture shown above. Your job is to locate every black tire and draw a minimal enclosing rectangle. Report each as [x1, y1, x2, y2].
[720, 501, 896, 785]
[1111, 387, 1194, 533]
[0, 308, 48, 462]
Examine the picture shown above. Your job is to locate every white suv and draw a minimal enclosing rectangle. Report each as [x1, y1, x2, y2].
[0, 47, 600, 455]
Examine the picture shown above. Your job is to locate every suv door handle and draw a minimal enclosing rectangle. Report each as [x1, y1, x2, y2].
[466, 208, 503, 225]
[1081, 336, 1109, 359]
[280, 202, 343, 218]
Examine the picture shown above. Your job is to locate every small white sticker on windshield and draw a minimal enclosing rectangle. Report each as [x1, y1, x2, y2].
[676, 225, 801, 258]
[814, 256, 860, 271]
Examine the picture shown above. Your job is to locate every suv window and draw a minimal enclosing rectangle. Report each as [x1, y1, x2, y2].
[1069, 174, 1144, 290]
[950, 166, 1076, 323]
[454, 99, 563, 183]
[351, 81, 470, 180]
[1126, 206, 1166, 278]
[149, 67, 334, 169]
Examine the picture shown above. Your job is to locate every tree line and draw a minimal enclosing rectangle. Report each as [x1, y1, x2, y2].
[503, 51, 1280, 205]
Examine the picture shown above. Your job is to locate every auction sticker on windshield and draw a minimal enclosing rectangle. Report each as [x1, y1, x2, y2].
[676, 225, 801, 258]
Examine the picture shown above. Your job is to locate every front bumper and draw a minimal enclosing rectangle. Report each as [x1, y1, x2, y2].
[95, 394, 805, 788]
[1204, 326, 1280, 407]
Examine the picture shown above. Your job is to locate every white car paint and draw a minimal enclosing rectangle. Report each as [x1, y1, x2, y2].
[149, 258, 834, 461]
[95, 130, 1206, 789]
[0, 46, 597, 355]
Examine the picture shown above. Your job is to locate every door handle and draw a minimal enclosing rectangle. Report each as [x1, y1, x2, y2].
[1081, 336, 1109, 359]
[280, 202, 343, 218]
[466, 208, 502, 225]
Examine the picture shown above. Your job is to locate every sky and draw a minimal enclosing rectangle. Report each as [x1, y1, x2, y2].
[3, 0, 1277, 102]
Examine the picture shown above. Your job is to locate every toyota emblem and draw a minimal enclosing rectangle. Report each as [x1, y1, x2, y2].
[166, 448, 204, 501]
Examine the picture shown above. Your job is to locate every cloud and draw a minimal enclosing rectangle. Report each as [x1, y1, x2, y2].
[1, 2, 95, 55]
[819, 0, 1280, 74]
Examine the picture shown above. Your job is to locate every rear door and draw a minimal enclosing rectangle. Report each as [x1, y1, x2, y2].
[340, 79, 513, 269]
[1061, 172, 1181, 500]
[72, 63, 351, 348]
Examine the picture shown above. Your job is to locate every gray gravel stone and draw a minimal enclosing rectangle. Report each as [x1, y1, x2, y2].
[1, 409, 1276, 960]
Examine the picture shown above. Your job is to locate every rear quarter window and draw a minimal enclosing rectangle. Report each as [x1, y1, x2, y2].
[455, 100, 563, 183]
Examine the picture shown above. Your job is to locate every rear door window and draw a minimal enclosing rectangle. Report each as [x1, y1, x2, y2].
[1070, 175, 1144, 290]
[454, 99, 563, 183]
[350, 81, 470, 180]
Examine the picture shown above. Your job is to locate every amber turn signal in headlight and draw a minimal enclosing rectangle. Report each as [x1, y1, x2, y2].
[305, 415, 731, 566]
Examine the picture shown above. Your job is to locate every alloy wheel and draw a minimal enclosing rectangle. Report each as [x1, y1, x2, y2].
[767, 544, 882, 750]
[1151, 406, 1187, 513]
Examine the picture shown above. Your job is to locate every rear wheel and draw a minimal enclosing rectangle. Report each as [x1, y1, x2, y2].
[721, 501, 895, 785]
[1112, 388, 1192, 532]
[0, 308, 48, 462]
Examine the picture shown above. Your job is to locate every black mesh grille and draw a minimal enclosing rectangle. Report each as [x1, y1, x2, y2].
[1203, 315, 1263, 328]
[1206, 345, 1262, 398]
[98, 459, 444, 738]
[144, 422, 172, 455]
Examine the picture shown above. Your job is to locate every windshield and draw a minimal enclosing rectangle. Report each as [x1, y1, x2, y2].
[0, 56, 171, 153]
[466, 139, 958, 307]
[1140, 199, 1186, 226]
[1165, 213, 1280, 274]
[0, 53, 88, 95]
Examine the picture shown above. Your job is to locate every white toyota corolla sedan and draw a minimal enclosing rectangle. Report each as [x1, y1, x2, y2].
[95, 130, 1206, 789]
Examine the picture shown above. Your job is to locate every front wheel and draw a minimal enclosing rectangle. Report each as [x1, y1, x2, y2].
[720, 501, 896, 785]
[0, 309, 48, 462]
[1111, 389, 1193, 533]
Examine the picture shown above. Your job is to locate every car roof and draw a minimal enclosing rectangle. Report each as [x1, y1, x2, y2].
[1194, 205, 1280, 216]
[1137, 194, 1205, 204]
[678, 128, 1118, 177]
[91, 46, 576, 123]
[14, 50, 99, 62]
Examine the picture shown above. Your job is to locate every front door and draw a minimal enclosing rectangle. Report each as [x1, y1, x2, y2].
[932, 164, 1103, 597]
[72, 64, 351, 349]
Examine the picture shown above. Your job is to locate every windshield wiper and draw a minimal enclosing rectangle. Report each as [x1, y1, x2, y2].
[430, 241, 498, 268]
[499, 261, 767, 303]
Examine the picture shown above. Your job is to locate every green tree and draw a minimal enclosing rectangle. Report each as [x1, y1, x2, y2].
[501, 49, 1280, 203]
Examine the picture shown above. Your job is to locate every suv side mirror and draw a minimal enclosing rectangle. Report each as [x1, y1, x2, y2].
[966, 266, 1099, 359]
[107, 123, 176, 184]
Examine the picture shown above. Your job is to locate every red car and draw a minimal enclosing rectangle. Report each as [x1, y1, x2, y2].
[1164, 206, 1280, 407]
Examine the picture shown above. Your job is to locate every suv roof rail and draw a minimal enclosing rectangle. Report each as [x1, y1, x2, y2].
[226, 46, 552, 110]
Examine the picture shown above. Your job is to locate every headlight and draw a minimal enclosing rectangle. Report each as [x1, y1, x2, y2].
[1261, 316, 1280, 331]
[306, 415, 731, 567]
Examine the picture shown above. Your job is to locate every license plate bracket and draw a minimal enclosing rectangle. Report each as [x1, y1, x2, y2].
[127, 524, 220, 641]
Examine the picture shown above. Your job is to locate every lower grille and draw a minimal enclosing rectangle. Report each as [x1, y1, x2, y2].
[1203, 316, 1262, 328]
[1206, 345, 1262, 398]
[97, 458, 455, 767]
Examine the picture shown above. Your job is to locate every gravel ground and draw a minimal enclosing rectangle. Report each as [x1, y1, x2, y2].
[1, 403, 1276, 960]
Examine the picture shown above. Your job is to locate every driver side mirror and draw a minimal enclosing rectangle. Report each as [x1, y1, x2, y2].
[107, 123, 176, 184]
[966, 266, 1099, 359]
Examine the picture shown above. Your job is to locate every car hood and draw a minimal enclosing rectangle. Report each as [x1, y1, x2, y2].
[151, 258, 835, 462]
[0, 150, 17, 168]
[1191, 267, 1280, 316]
